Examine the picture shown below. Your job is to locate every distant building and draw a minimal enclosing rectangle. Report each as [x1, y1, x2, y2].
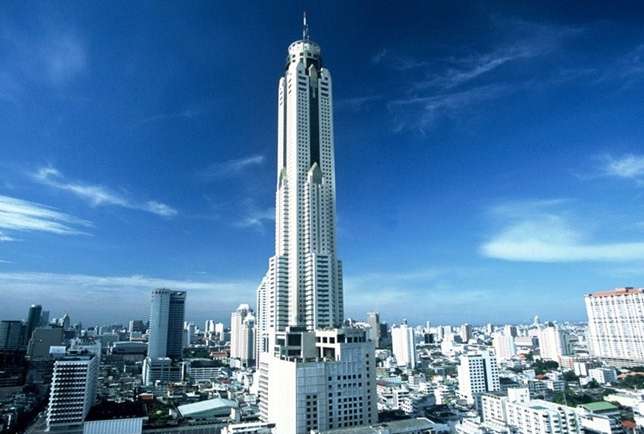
[231, 304, 255, 366]
[492, 332, 516, 361]
[539, 324, 572, 362]
[0, 320, 24, 350]
[586, 287, 644, 365]
[458, 351, 500, 405]
[47, 353, 98, 432]
[27, 326, 64, 360]
[367, 312, 381, 348]
[26, 304, 42, 342]
[460, 324, 473, 343]
[392, 322, 416, 369]
[588, 367, 618, 385]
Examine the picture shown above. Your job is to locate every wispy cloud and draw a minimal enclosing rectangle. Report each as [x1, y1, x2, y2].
[139, 108, 201, 125]
[0, 271, 257, 323]
[481, 200, 644, 262]
[371, 48, 388, 64]
[336, 95, 382, 112]
[601, 154, 644, 182]
[235, 205, 275, 231]
[198, 155, 265, 180]
[42, 33, 87, 85]
[0, 194, 91, 238]
[32, 167, 177, 217]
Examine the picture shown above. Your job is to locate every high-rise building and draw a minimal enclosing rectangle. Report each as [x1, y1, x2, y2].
[391, 322, 416, 369]
[366, 312, 381, 348]
[458, 351, 500, 405]
[585, 287, 644, 365]
[231, 304, 253, 360]
[255, 16, 376, 434]
[26, 304, 42, 342]
[145, 288, 186, 386]
[460, 323, 473, 343]
[504, 325, 517, 338]
[46, 353, 98, 431]
[147, 288, 186, 360]
[492, 331, 516, 361]
[40, 310, 50, 327]
[240, 314, 255, 367]
[538, 324, 572, 362]
[0, 320, 24, 350]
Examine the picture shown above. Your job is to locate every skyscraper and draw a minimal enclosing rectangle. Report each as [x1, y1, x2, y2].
[231, 304, 256, 366]
[26, 304, 42, 343]
[538, 324, 572, 363]
[256, 16, 376, 434]
[585, 287, 644, 365]
[366, 312, 381, 348]
[391, 321, 417, 369]
[144, 289, 186, 386]
[147, 288, 186, 360]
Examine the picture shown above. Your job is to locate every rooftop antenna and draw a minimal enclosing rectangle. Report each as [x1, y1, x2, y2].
[303, 11, 310, 41]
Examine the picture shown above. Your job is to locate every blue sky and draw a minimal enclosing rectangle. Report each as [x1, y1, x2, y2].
[2, 1, 644, 327]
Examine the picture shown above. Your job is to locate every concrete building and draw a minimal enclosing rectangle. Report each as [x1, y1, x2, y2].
[367, 312, 381, 348]
[27, 327, 64, 360]
[585, 288, 644, 365]
[588, 368, 618, 385]
[458, 351, 500, 405]
[83, 401, 146, 434]
[47, 354, 98, 432]
[460, 324, 473, 343]
[492, 332, 516, 361]
[0, 320, 24, 350]
[539, 324, 572, 362]
[392, 322, 417, 369]
[231, 304, 255, 366]
[255, 15, 376, 434]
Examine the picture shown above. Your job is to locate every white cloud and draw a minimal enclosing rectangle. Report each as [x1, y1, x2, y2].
[603, 154, 644, 180]
[0, 194, 91, 237]
[481, 200, 644, 262]
[43, 33, 87, 85]
[32, 167, 177, 217]
[198, 155, 265, 180]
[236, 207, 275, 230]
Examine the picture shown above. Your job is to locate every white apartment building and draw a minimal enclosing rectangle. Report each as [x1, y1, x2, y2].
[585, 287, 644, 365]
[588, 367, 618, 385]
[392, 322, 417, 369]
[46, 354, 98, 431]
[492, 332, 516, 361]
[539, 324, 572, 362]
[231, 304, 255, 366]
[458, 351, 500, 405]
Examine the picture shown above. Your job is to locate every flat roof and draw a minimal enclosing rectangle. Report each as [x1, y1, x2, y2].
[580, 401, 619, 412]
[317, 417, 437, 434]
[588, 287, 644, 298]
[86, 400, 147, 421]
[177, 398, 237, 416]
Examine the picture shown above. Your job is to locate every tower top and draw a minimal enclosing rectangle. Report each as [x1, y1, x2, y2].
[303, 12, 310, 41]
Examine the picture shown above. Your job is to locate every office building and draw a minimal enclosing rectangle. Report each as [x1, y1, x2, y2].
[255, 16, 376, 433]
[147, 288, 186, 360]
[26, 304, 42, 342]
[585, 287, 644, 365]
[392, 322, 417, 369]
[145, 288, 186, 385]
[0, 320, 24, 350]
[458, 351, 500, 405]
[27, 327, 64, 360]
[46, 353, 98, 431]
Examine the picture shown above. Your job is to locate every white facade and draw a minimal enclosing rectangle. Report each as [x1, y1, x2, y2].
[585, 287, 644, 364]
[492, 332, 516, 361]
[458, 351, 500, 405]
[392, 323, 417, 369]
[231, 304, 255, 365]
[260, 328, 376, 434]
[47, 355, 98, 431]
[588, 367, 618, 384]
[538, 325, 572, 362]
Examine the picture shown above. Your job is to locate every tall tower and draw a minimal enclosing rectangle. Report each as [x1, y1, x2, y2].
[148, 288, 186, 360]
[26, 304, 42, 343]
[256, 16, 377, 434]
[257, 10, 343, 358]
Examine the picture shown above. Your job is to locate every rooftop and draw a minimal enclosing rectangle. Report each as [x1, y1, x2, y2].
[579, 401, 619, 413]
[316, 417, 437, 434]
[86, 400, 147, 421]
[588, 287, 644, 298]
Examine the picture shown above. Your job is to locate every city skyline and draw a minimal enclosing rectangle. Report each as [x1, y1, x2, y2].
[3, 2, 644, 325]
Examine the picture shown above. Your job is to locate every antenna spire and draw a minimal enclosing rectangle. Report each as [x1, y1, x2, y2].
[303, 12, 310, 41]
